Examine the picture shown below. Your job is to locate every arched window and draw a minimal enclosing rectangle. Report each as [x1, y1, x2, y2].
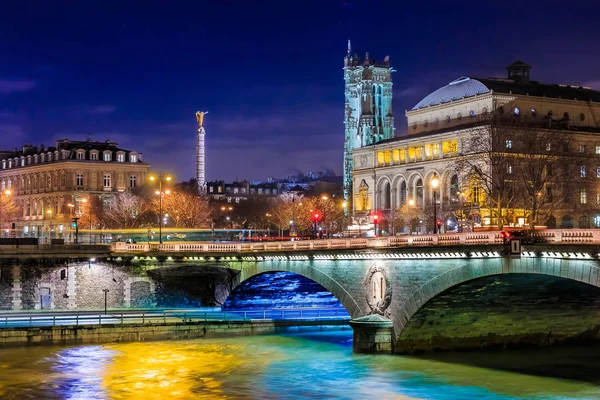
[545, 215, 557, 229]
[416, 179, 424, 206]
[561, 215, 573, 228]
[399, 181, 407, 208]
[382, 182, 391, 210]
[579, 215, 590, 229]
[450, 175, 459, 201]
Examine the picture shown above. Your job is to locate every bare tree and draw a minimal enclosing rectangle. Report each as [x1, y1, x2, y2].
[0, 194, 19, 230]
[159, 192, 212, 228]
[511, 125, 574, 230]
[103, 191, 151, 228]
[454, 120, 517, 229]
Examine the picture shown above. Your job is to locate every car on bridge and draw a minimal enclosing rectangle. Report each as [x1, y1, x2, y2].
[501, 230, 535, 245]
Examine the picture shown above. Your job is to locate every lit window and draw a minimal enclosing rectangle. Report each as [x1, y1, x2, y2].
[76, 174, 83, 187]
[21, 158, 25, 166]
[580, 166, 586, 178]
[129, 175, 136, 188]
[596, 146, 600, 154]
[473, 187, 481, 203]
[546, 143, 551, 152]
[505, 140, 512, 149]
[507, 165, 512, 174]
[531, 109, 537, 117]
[580, 188, 587, 204]
[469, 110, 475, 118]
[580, 145, 586, 153]
[117, 153, 124, 162]
[77, 151, 85, 160]
[130, 154, 137, 163]
[513, 107, 520, 115]
[103, 174, 111, 188]
[103, 152, 111, 162]
[90, 152, 98, 161]
[596, 167, 600, 178]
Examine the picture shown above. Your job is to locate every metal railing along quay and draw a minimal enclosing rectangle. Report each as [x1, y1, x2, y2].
[0, 308, 351, 329]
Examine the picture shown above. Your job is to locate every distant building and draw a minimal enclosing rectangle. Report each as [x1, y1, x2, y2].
[0, 138, 150, 239]
[206, 180, 279, 203]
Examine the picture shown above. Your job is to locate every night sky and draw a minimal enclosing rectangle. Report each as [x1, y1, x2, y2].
[1, 1, 599, 182]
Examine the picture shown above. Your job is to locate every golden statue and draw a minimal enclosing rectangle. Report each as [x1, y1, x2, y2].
[196, 111, 208, 128]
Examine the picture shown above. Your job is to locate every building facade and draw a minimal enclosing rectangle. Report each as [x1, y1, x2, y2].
[352, 61, 600, 233]
[0, 139, 150, 239]
[343, 40, 395, 203]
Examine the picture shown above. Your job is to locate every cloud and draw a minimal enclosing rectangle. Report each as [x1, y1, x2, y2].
[88, 105, 117, 115]
[0, 124, 28, 148]
[0, 79, 36, 95]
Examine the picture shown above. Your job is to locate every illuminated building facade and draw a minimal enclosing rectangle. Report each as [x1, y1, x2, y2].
[0, 139, 149, 239]
[352, 61, 600, 232]
[343, 40, 395, 205]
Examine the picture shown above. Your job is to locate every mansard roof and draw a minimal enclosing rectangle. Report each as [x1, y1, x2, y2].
[412, 76, 600, 110]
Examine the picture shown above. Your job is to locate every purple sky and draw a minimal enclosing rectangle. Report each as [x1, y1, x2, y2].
[1, 0, 599, 182]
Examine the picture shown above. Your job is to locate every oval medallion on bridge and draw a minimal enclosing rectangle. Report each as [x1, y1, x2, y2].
[364, 263, 392, 316]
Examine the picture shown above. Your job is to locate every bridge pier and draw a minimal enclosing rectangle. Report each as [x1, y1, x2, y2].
[349, 315, 393, 354]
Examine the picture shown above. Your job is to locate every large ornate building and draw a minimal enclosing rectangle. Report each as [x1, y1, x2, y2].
[0, 138, 149, 239]
[351, 60, 600, 232]
[343, 41, 395, 203]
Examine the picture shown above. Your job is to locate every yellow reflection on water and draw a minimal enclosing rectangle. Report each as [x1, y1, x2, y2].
[102, 341, 272, 399]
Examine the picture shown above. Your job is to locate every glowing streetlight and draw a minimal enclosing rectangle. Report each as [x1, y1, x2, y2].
[408, 199, 415, 206]
[149, 174, 173, 243]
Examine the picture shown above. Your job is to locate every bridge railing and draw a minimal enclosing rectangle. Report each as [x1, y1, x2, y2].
[111, 229, 600, 253]
[0, 308, 351, 329]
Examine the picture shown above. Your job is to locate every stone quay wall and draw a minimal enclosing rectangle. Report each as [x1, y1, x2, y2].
[0, 319, 350, 348]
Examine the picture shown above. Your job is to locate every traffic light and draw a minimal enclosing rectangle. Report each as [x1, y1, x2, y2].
[373, 215, 379, 223]
[313, 213, 320, 222]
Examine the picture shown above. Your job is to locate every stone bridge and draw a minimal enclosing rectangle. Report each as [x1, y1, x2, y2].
[3, 230, 600, 354]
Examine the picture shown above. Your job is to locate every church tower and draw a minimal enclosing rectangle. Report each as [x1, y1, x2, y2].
[343, 40, 395, 203]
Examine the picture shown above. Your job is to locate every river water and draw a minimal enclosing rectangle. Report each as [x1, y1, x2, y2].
[1, 329, 599, 399]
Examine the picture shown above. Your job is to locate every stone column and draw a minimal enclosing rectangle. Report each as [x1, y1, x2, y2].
[349, 314, 393, 354]
[11, 265, 22, 311]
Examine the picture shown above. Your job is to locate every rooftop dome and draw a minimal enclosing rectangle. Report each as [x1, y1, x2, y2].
[412, 77, 490, 110]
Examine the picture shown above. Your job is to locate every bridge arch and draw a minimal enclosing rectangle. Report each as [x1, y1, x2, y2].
[233, 263, 365, 318]
[393, 260, 600, 347]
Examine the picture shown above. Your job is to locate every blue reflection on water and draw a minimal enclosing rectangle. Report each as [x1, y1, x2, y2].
[49, 346, 115, 399]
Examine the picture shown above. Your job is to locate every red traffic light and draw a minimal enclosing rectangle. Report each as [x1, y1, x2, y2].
[373, 215, 379, 221]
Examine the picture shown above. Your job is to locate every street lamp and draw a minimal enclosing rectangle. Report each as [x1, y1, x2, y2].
[149, 174, 172, 244]
[431, 174, 440, 234]
[46, 209, 53, 242]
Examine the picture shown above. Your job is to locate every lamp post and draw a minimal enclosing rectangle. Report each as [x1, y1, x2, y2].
[149, 174, 172, 244]
[0, 189, 12, 237]
[102, 289, 110, 315]
[46, 209, 53, 242]
[431, 174, 440, 234]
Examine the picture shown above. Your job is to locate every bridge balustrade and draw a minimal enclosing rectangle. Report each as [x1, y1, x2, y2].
[107, 229, 600, 254]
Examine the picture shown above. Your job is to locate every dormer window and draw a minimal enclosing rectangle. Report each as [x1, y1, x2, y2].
[27, 156, 32, 165]
[130, 153, 138, 163]
[1, 161, 5, 169]
[61, 150, 66, 160]
[76, 150, 85, 160]
[103, 151, 112, 162]
[90, 151, 98, 161]
[20, 157, 25, 167]
[117, 152, 125, 162]
[34, 155, 38, 164]
[41, 154, 45, 162]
